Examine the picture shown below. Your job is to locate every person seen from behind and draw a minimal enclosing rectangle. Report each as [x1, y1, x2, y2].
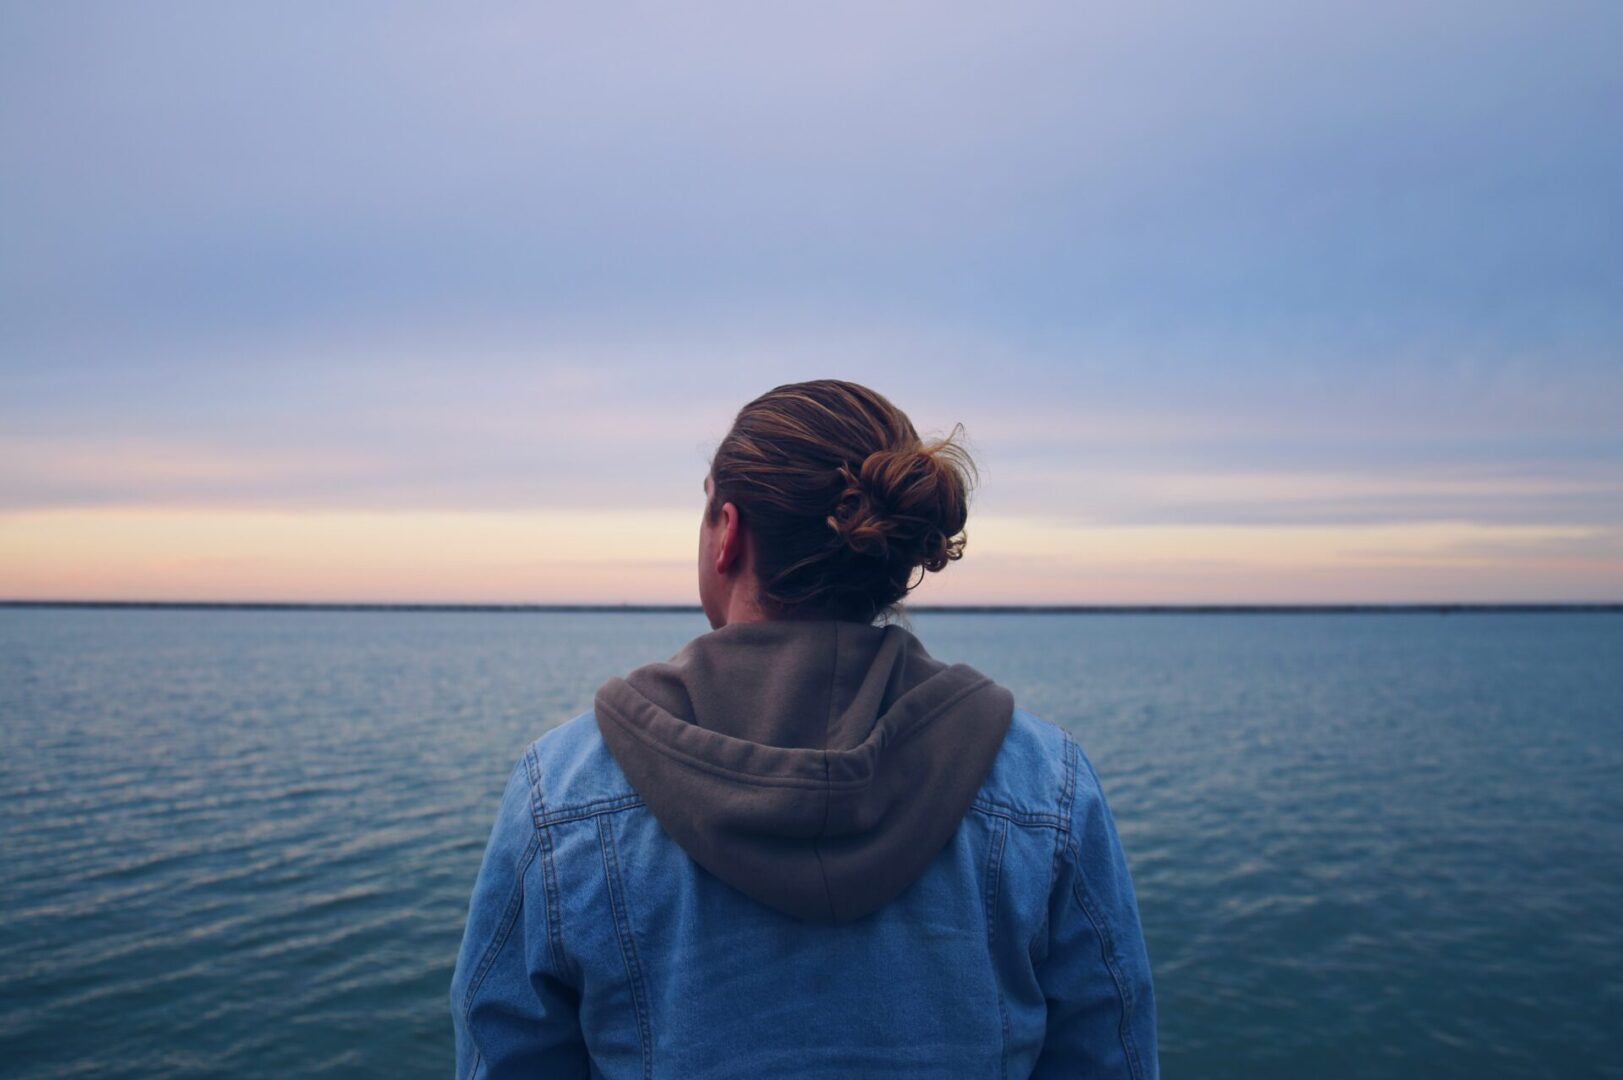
[451, 378, 1159, 1077]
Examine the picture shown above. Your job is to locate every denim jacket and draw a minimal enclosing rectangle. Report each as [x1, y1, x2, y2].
[451, 622, 1157, 1078]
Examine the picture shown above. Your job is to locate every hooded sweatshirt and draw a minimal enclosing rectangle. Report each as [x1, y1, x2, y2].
[593, 618, 1015, 924]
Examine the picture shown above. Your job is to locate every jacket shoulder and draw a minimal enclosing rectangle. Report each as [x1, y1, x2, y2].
[524, 709, 641, 818]
[972, 705, 1073, 822]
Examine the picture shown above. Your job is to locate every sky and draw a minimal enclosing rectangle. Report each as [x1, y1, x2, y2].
[2, 1, 1620, 604]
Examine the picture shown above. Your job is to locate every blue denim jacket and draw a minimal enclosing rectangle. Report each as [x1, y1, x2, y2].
[450, 705, 1158, 1078]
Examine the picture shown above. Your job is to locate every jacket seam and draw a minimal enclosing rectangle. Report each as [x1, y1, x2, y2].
[1035, 731, 1079, 964]
[971, 799, 1065, 828]
[459, 828, 541, 1019]
[537, 793, 646, 826]
[595, 679, 998, 790]
[983, 813, 1012, 1080]
[1066, 829, 1145, 1080]
[1061, 732, 1079, 810]
[526, 745, 571, 982]
[1061, 733, 1145, 1080]
[597, 813, 654, 1080]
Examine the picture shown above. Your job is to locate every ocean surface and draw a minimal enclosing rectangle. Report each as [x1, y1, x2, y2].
[1, 608, 1619, 1078]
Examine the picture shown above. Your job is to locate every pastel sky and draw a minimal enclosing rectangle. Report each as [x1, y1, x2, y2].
[3, 2, 1620, 604]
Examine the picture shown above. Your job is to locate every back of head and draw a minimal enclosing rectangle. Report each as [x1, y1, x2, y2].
[706, 379, 977, 624]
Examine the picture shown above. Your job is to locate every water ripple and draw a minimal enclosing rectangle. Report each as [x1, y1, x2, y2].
[2, 608, 1620, 1078]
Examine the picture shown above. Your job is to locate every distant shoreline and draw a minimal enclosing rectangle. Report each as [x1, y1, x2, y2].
[3, 600, 1620, 615]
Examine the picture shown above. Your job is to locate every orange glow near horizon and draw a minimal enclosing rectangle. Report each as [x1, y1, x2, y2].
[2, 507, 1616, 605]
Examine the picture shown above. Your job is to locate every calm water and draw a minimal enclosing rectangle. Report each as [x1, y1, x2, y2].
[1, 609, 1620, 1077]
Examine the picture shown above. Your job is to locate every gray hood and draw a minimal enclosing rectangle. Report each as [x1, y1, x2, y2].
[593, 619, 1015, 923]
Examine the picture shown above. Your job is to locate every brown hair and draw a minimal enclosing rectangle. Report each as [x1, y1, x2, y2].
[706, 379, 978, 623]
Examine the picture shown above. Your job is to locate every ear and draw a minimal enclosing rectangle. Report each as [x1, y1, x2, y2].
[716, 501, 745, 574]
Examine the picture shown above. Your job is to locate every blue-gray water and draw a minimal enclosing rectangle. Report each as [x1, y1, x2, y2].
[2, 609, 1620, 1078]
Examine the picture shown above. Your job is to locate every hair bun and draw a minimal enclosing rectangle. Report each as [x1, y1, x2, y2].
[826, 430, 973, 572]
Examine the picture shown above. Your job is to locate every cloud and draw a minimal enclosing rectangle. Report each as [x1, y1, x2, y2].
[2, 3, 1620, 600]
[4, 2, 1620, 352]
[4, 329, 1622, 536]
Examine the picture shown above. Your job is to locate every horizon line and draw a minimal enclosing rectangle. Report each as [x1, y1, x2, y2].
[4, 600, 1622, 615]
